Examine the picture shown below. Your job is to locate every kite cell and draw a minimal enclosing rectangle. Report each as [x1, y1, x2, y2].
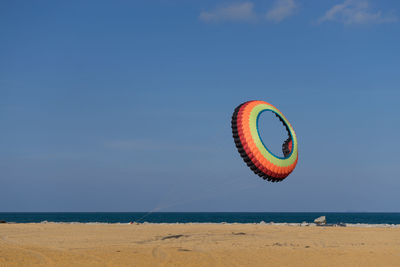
[231, 100, 298, 182]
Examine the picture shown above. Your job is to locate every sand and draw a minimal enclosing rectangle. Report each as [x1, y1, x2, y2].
[1, 223, 400, 266]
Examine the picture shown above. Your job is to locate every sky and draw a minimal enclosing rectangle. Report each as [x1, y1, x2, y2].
[1, 0, 400, 212]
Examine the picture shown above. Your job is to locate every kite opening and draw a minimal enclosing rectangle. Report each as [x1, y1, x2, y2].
[257, 110, 290, 158]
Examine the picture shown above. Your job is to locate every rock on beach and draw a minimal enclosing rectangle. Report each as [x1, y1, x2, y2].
[314, 216, 326, 225]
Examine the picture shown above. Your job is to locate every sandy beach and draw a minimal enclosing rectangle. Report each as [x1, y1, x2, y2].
[1, 223, 400, 266]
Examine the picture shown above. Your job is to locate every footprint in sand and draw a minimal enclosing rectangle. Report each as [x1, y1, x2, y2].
[152, 246, 167, 261]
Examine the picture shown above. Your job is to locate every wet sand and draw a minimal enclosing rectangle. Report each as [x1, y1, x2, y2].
[1, 223, 400, 266]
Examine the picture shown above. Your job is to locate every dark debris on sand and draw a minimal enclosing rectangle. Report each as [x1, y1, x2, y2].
[232, 232, 246, 235]
[161, 234, 186, 240]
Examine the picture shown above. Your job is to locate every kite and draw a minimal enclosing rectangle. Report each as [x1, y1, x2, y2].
[231, 100, 298, 182]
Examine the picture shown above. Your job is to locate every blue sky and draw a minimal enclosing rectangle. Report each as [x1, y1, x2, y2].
[1, 0, 400, 212]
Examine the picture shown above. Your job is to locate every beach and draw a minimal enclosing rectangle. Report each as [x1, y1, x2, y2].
[1, 223, 400, 266]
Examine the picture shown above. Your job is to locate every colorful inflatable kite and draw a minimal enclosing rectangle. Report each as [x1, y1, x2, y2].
[231, 100, 298, 182]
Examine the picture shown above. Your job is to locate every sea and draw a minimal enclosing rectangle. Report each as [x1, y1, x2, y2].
[1, 212, 400, 225]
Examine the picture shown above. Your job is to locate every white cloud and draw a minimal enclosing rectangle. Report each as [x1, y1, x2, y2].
[199, 2, 256, 22]
[266, 0, 297, 23]
[318, 0, 397, 24]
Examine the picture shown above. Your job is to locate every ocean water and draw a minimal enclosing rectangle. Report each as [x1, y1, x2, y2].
[1, 212, 400, 224]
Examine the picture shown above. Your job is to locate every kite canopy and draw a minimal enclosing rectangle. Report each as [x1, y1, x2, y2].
[231, 100, 298, 182]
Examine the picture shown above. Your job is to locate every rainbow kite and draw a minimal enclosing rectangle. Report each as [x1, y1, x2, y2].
[231, 100, 298, 182]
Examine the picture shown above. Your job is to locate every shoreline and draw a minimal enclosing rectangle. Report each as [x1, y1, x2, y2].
[2, 221, 400, 228]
